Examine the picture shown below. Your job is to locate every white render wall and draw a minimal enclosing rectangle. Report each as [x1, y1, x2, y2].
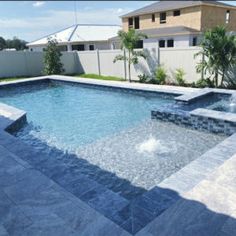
[143, 35, 192, 49]
[0, 47, 202, 82]
[0, 51, 79, 77]
[160, 47, 202, 82]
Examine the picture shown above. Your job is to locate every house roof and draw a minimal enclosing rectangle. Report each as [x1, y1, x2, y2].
[121, 1, 236, 18]
[27, 24, 121, 46]
[109, 26, 200, 41]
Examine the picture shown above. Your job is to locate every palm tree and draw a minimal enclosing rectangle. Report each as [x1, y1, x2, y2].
[113, 29, 147, 82]
[196, 26, 236, 87]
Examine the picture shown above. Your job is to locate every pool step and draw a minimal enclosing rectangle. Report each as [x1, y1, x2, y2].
[156, 133, 236, 197]
[137, 153, 236, 236]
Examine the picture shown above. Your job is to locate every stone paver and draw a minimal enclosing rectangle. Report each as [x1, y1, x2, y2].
[0, 142, 131, 236]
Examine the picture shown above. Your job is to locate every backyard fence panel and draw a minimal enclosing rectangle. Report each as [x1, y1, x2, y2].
[159, 47, 201, 83]
[98, 50, 125, 78]
[0, 47, 205, 82]
[0, 51, 28, 77]
[24, 52, 44, 76]
[61, 52, 79, 75]
[76, 51, 99, 75]
[130, 48, 159, 80]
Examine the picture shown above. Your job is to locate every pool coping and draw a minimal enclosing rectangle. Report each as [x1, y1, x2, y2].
[0, 75, 236, 235]
[0, 75, 199, 95]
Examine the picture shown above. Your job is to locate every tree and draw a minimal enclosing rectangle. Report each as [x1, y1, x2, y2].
[0, 36, 27, 51]
[113, 29, 147, 82]
[6, 37, 27, 50]
[195, 26, 236, 87]
[0, 37, 6, 50]
[43, 38, 64, 75]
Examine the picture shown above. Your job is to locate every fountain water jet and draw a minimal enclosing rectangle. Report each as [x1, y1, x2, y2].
[229, 93, 236, 113]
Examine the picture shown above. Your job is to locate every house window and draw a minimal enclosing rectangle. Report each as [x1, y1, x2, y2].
[128, 17, 133, 28]
[226, 10, 230, 24]
[135, 40, 143, 49]
[89, 45, 95, 51]
[134, 16, 140, 29]
[58, 45, 67, 52]
[72, 44, 85, 51]
[192, 37, 197, 46]
[173, 10, 180, 16]
[167, 39, 174, 47]
[159, 40, 165, 48]
[152, 14, 155, 22]
[160, 12, 166, 24]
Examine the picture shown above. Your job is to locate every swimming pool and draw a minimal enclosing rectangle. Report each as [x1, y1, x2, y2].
[0, 80, 224, 199]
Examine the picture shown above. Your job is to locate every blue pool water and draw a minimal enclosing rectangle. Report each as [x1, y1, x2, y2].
[0, 81, 173, 148]
[0, 80, 224, 199]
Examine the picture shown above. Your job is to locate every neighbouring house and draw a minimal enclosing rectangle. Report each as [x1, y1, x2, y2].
[27, 24, 121, 52]
[110, 0, 236, 49]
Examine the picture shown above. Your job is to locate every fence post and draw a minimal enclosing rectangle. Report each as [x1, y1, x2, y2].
[24, 51, 30, 76]
[96, 49, 101, 75]
[156, 46, 160, 66]
[201, 53, 204, 80]
[123, 49, 127, 80]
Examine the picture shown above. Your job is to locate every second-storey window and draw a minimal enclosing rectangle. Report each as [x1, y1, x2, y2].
[128, 17, 133, 28]
[152, 14, 155, 22]
[160, 12, 166, 24]
[173, 10, 181, 16]
[134, 16, 140, 29]
[226, 10, 230, 24]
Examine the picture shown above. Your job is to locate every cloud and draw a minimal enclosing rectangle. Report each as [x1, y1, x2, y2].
[117, 8, 124, 14]
[0, 7, 133, 41]
[33, 1, 45, 7]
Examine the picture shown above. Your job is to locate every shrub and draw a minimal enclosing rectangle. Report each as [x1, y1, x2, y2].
[175, 68, 186, 86]
[195, 78, 214, 88]
[155, 66, 167, 85]
[43, 38, 64, 75]
[138, 74, 149, 83]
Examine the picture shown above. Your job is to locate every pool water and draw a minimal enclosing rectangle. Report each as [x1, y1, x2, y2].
[207, 98, 236, 113]
[0, 80, 225, 199]
[0, 81, 173, 147]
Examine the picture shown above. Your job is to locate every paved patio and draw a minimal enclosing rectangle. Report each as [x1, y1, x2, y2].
[0, 76, 236, 235]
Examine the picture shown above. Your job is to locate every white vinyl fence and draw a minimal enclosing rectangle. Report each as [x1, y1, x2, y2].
[0, 47, 202, 82]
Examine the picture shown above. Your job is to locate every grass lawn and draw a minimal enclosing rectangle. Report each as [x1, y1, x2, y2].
[0, 77, 30, 82]
[76, 74, 125, 81]
[0, 74, 125, 83]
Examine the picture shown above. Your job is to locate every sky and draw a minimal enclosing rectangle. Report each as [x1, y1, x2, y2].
[0, 1, 236, 42]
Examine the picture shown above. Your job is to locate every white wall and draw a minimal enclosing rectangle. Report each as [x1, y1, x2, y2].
[0, 47, 202, 82]
[143, 35, 192, 48]
[29, 46, 45, 52]
[0, 51, 78, 77]
[160, 47, 201, 82]
[75, 51, 99, 74]
[30, 41, 112, 52]
[98, 50, 125, 78]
